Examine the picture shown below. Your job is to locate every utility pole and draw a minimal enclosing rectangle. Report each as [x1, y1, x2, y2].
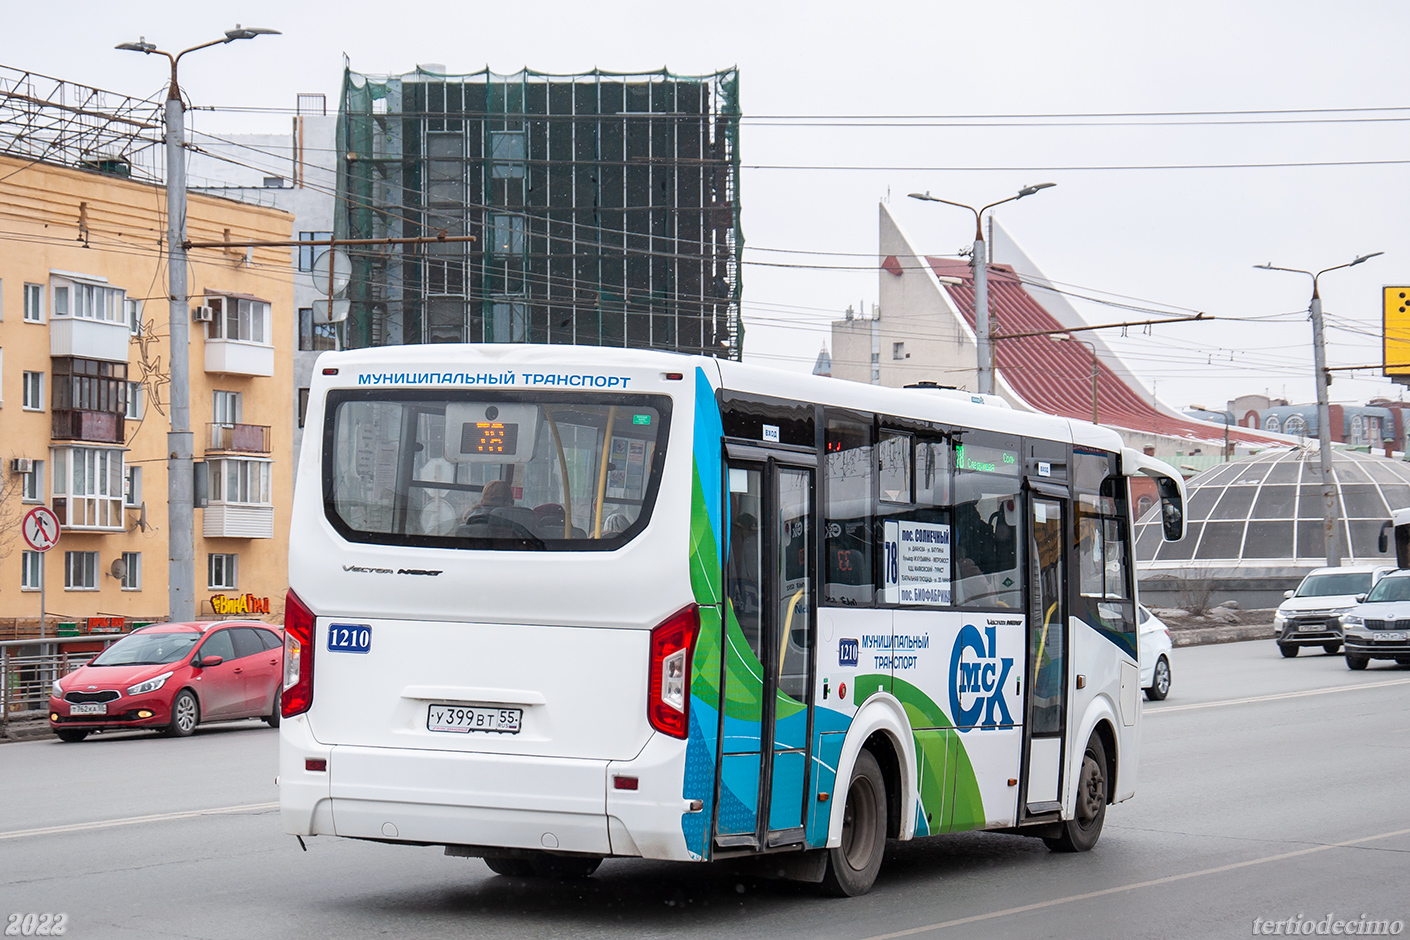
[118, 26, 280, 621]
[909, 184, 1055, 395]
[1256, 252, 1383, 567]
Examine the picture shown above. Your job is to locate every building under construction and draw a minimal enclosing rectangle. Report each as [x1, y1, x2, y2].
[336, 66, 743, 359]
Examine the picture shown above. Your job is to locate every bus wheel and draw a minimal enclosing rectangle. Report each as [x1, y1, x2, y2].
[822, 749, 887, 897]
[483, 855, 536, 877]
[1044, 734, 1107, 853]
[530, 856, 601, 879]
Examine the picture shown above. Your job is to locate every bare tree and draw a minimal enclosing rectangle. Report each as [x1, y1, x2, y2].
[0, 465, 24, 563]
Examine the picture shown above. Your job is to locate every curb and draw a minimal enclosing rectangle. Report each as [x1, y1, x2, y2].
[1170, 623, 1277, 648]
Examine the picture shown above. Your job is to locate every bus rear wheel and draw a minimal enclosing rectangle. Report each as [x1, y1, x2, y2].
[822, 749, 887, 897]
[1044, 734, 1108, 853]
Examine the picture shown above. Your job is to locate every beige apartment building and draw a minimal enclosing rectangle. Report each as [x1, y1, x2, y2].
[0, 153, 294, 633]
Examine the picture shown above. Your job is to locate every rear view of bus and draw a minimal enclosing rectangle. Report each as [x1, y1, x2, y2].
[280, 347, 699, 875]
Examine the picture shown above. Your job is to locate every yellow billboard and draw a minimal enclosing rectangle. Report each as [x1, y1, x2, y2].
[1386, 287, 1410, 377]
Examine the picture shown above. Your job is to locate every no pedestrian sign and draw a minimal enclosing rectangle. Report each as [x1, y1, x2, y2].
[22, 505, 61, 552]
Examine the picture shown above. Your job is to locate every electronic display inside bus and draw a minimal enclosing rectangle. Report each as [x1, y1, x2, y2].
[955, 442, 1019, 475]
[461, 422, 518, 455]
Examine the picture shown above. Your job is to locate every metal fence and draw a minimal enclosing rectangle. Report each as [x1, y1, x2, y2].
[1, 636, 122, 734]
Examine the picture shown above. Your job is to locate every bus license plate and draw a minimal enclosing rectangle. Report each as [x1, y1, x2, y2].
[1374, 632, 1405, 641]
[427, 704, 522, 735]
[70, 703, 106, 715]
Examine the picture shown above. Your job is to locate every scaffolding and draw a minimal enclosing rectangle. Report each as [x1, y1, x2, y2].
[337, 65, 743, 359]
[0, 64, 163, 182]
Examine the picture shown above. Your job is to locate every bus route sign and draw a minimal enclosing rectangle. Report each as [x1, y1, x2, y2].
[22, 505, 61, 552]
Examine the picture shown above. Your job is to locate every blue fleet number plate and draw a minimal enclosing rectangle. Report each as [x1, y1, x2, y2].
[427, 704, 523, 734]
[327, 623, 372, 653]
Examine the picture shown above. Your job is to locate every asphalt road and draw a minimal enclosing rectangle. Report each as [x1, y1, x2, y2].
[3, 640, 1408, 940]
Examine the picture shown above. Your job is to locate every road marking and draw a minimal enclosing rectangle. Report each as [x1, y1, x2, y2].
[856, 826, 1410, 940]
[1145, 676, 1410, 714]
[0, 801, 279, 841]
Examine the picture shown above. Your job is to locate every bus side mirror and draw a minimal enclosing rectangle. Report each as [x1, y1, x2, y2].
[1378, 521, 1391, 554]
[1156, 477, 1184, 541]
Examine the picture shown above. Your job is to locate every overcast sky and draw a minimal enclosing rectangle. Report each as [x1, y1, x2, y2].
[6, 0, 1408, 412]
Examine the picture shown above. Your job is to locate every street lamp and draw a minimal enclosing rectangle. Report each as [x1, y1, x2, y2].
[1255, 251, 1383, 568]
[908, 183, 1056, 395]
[117, 26, 280, 622]
[1052, 333, 1099, 424]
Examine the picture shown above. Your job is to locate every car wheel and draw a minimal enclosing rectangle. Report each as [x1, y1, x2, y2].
[1278, 643, 1299, 658]
[1346, 654, 1369, 671]
[483, 855, 537, 877]
[54, 729, 89, 743]
[1323, 642, 1342, 655]
[1145, 657, 1171, 701]
[1044, 734, 1108, 853]
[821, 748, 887, 897]
[529, 856, 602, 879]
[264, 694, 281, 728]
[1395, 657, 1410, 666]
[166, 690, 200, 737]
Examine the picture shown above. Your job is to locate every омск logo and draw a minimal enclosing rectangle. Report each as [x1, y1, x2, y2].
[949, 623, 1014, 729]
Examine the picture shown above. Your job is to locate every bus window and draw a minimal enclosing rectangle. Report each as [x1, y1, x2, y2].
[823, 411, 875, 606]
[953, 432, 1023, 608]
[1074, 476, 1136, 639]
[878, 433, 954, 607]
[324, 391, 670, 550]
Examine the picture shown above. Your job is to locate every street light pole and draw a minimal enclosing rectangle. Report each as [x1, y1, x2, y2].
[1256, 252, 1383, 568]
[117, 26, 280, 622]
[908, 184, 1055, 395]
[1054, 333, 1099, 424]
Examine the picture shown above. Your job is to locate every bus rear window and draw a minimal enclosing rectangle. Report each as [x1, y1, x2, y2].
[323, 391, 671, 551]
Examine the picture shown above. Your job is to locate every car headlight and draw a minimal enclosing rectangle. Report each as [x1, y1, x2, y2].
[1273, 611, 1287, 625]
[126, 671, 174, 697]
[51, 679, 64, 697]
[1341, 614, 1363, 627]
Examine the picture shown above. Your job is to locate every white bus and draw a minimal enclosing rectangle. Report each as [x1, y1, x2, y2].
[279, 345, 1185, 896]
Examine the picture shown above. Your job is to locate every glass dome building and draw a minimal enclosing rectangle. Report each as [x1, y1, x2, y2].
[1135, 447, 1410, 608]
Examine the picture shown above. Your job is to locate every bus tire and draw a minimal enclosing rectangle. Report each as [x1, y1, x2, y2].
[483, 855, 536, 877]
[822, 749, 887, 897]
[1043, 733, 1107, 854]
[530, 855, 601, 879]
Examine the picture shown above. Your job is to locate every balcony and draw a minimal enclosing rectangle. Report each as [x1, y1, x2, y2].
[203, 504, 274, 539]
[206, 423, 271, 454]
[50, 317, 131, 363]
[205, 339, 274, 377]
[52, 410, 124, 444]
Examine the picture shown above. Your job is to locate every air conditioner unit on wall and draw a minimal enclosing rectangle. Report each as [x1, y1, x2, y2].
[11, 458, 33, 474]
[193, 304, 214, 323]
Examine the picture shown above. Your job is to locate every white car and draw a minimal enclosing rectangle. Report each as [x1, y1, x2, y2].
[1337, 569, 1410, 670]
[1274, 565, 1395, 657]
[1138, 605, 1173, 701]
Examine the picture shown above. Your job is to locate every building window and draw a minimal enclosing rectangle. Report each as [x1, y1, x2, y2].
[206, 296, 271, 344]
[298, 232, 333, 272]
[1264, 415, 1281, 433]
[21, 460, 44, 502]
[51, 277, 126, 324]
[297, 308, 338, 351]
[125, 298, 143, 335]
[51, 357, 128, 413]
[22, 371, 43, 410]
[120, 551, 142, 590]
[212, 390, 242, 425]
[125, 382, 143, 419]
[209, 553, 238, 590]
[490, 130, 527, 179]
[1284, 414, 1307, 437]
[892, 342, 906, 361]
[124, 465, 142, 507]
[1351, 414, 1366, 446]
[297, 388, 309, 429]
[24, 283, 44, 322]
[489, 214, 526, 256]
[21, 551, 42, 591]
[51, 446, 125, 529]
[208, 458, 272, 505]
[64, 551, 98, 590]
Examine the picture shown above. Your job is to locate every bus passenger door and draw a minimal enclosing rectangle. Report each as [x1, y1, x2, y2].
[1023, 495, 1067, 816]
[717, 451, 816, 850]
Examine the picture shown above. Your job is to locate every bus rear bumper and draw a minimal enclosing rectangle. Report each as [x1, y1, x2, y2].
[280, 720, 696, 860]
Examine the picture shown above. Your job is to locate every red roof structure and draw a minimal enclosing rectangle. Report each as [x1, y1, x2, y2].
[926, 257, 1277, 446]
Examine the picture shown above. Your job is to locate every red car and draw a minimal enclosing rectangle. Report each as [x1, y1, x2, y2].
[49, 621, 284, 742]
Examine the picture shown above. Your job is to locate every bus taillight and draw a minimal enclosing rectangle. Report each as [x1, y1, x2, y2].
[648, 605, 699, 739]
[281, 589, 316, 718]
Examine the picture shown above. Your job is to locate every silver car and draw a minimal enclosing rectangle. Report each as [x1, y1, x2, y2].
[1339, 569, 1410, 670]
[1274, 565, 1394, 657]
